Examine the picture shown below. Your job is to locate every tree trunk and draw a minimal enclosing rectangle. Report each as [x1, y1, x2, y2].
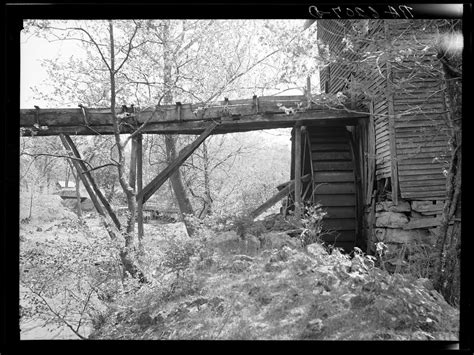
[162, 19, 195, 236]
[433, 38, 462, 305]
[108, 20, 145, 282]
[72, 169, 82, 219]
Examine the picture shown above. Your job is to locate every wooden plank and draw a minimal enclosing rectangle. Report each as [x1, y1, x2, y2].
[313, 161, 353, 171]
[314, 194, 356, 206]
[314, 182, 356, 194]
[314, 171, 354, 183]
[250, 182, 293, 220]
[324, 206, 356, 219]
[401, 179, 446, 187]
[320, 231, 356, 243]
[323, 218, 356, 231]
[397, 159, 446, 166]
[399, 173, 445, 181]
[21, 108, 365, 136]
[137, 122, 218, 204]
[312, 151, 352, 161]
[129, 137, 138, 190]
[398, 166, 444, 174]
[294, 125, 303, 219]
[60, 134, 121, 230]
[402, 191, 447, 199]
[308, 136, 347, 143]
[311, 143, 350, 152]
[136, 134, 144, 241]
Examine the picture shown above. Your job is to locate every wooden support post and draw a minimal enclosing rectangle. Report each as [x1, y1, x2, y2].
[136, 134, 144, 241]
[61, 134, 121, 230]
[250, 174, 311, 220]
[137, 122, 219, 204]
[129, 137, 138, 191]
[294, 124, 303, 219]
[384, 21, 399, 205]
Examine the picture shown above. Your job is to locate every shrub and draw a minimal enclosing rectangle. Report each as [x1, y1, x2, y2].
[299, 204, 327, 247]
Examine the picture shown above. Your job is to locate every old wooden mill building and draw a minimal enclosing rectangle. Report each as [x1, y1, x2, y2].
[20, 19, 455, 254]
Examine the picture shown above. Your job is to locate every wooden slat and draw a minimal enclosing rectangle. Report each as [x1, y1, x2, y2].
[314, 194, 356, 206]
[402, 191, 447, 199]
[314, 182, 356, 194]
[313, 161, 353, 171]
[314, 171, 354, 183]
[311, 143, 350, 152]
[324, 206, 356, 219]
[401, 179, 446, 187]
[323, 218, 356, 231]
[320, 231, 356, 243]
[397, 146, 450, 154]
[398, 159, 446, 167]
[398, 166, 444, 174]
[312, 151, 352, 161]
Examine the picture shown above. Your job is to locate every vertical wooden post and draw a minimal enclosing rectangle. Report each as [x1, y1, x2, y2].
[129, 137, 138, 190]
[136, 134, 144, 241]
[384, 20, 399, 205]
[294, 124, 303, 220]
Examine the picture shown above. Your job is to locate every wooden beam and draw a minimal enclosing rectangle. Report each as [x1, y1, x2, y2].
[20, 107, 366, 136]
[61, 134, 122, 230]
[385, 21, 400, 205]
[250, 174, 311, 220]
[136, 134, 144, 241]
[59, 134, 106, 218]
[294, 125, 303, 219]
[137, 122, 219, 204]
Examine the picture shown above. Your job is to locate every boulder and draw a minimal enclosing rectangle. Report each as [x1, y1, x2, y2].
[209, 231, 261, 256]
[375, 212, 409, 228]
[376, 200, 411, 213]
[306, 243, 328, 258]
[259, 232, 300, 250]
[411, 200, 444, 215]
[375, 228, 432, 244]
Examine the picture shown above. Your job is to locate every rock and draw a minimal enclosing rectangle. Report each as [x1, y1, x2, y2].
[209, 231, 260, 256]
[306, 318, 324, 333]
[416, 277, 434, 291]
[350, 294, 374, 310]
[259, 232, 300, 250]
[232, 254, 254, 263]
[403, 217, 442, 230]
[269, 246, 294, 263]
[306, 243, 328, 258]
[375, 212, 409, 228]
[230, 259, 251, 273]
[411, 200, 444, 214]
[264, 261, 285, 272]
[375, 228, 432, 244]
[376, 200, 411, 213]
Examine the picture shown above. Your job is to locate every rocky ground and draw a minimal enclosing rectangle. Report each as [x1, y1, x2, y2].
[89, 225, 459, 340]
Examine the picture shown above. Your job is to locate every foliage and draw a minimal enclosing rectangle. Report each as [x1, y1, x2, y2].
[299, 204, 327, 247]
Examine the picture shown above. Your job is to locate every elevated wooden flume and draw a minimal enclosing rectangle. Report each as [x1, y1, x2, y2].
[20, 94, 368, 241]
[20, 95, 367, 136]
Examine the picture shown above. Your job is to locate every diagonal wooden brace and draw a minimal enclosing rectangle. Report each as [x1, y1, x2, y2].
[249, 174, 311, 220]
[137, 122, 219, 204]
[60, 134, 122, 230]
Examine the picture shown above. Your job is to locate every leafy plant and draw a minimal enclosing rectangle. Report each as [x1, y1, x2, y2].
[299, 204, 327, 247]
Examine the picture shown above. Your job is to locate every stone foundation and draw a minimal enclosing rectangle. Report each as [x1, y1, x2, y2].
[373, 199, 445, 271]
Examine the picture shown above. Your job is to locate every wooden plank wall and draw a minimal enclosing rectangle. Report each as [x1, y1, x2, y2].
[317, 20, 391, 181]
[387, 20, 451, 200]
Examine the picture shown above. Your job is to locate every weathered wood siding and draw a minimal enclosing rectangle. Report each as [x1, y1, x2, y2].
[318, 20, 391, 180]
[317, 19, 451, 200]
[386, 20, 451, 200]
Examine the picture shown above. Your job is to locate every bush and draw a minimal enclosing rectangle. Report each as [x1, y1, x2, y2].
[299, 204, 327, 247]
